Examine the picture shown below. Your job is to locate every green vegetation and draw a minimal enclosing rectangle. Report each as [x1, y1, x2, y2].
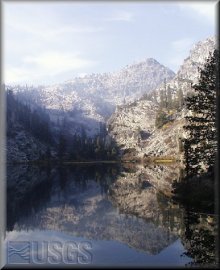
[155, 110, 169, 128]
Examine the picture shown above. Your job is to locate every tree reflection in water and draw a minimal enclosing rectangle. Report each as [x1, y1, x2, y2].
[6, 163, 218, 267]
[181, 211, 217, 267]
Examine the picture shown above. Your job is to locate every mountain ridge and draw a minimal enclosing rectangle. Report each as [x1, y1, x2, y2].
[6, 36, 216, 162]
[8, 57, 175, 137]
[107, 36, 216, 159]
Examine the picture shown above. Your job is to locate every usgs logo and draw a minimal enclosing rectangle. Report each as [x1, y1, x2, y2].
[7, 240, 93, 265]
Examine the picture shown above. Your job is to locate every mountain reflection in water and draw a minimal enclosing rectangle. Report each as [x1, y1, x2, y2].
[6, 163, 218, 267]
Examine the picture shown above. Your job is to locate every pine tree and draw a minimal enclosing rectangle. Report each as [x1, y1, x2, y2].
[183, 50, 218, 176]
[58, 133, 66, 160]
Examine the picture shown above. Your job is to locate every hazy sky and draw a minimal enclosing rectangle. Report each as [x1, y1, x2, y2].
[3, 1, 217, 85]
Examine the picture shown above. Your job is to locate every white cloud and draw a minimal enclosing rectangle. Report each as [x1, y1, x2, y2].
[178, 2, 217, 25]
[3, 3, 102, 84]
[4, 67, 32, 84]
[23, 52, 97, 73]
[106, 11, 134, 22]
[5, 19, 103, 43]
[4, 52, 98, 84]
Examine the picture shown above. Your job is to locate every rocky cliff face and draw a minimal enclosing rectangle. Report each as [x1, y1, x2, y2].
[107, 98, 187, 159]
[154, 36, 216, 101]
[177, 37, 216, 85]
[107, 100, 158, 152]
[108, 36, 216, 159]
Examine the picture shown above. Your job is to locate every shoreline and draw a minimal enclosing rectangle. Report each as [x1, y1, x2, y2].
[6, 157, 180, 166]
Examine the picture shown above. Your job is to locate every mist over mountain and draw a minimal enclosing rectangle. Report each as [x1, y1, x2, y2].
[8, 58, 174, 137]
[6, 36, 216, 162]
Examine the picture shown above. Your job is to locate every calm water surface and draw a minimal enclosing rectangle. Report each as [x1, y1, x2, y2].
[5, 164, 218, 267]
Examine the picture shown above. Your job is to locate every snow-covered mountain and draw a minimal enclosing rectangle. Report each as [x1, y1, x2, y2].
[108, 36, 216, 159]
[153, 36, 216, 101]
[7, 36, 216, 163]
[10, 59, 175, 137]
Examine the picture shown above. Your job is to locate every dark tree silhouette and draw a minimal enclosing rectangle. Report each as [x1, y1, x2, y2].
[7, 88, 120, 162]
[58, 133, 67, 160]
[7, 89, 53, 145]
[183, 50, 218, 176]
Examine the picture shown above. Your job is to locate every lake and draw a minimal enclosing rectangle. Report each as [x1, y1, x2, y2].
[4, 163, 218, 267]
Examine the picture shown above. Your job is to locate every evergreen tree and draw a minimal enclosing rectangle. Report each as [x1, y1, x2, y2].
[183, 50, 218, 176]
[6, 88, 53, 146]
[58, 133, 67, 160]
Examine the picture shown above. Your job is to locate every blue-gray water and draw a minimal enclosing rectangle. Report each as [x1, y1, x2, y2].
[5, 164, 217, 267]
